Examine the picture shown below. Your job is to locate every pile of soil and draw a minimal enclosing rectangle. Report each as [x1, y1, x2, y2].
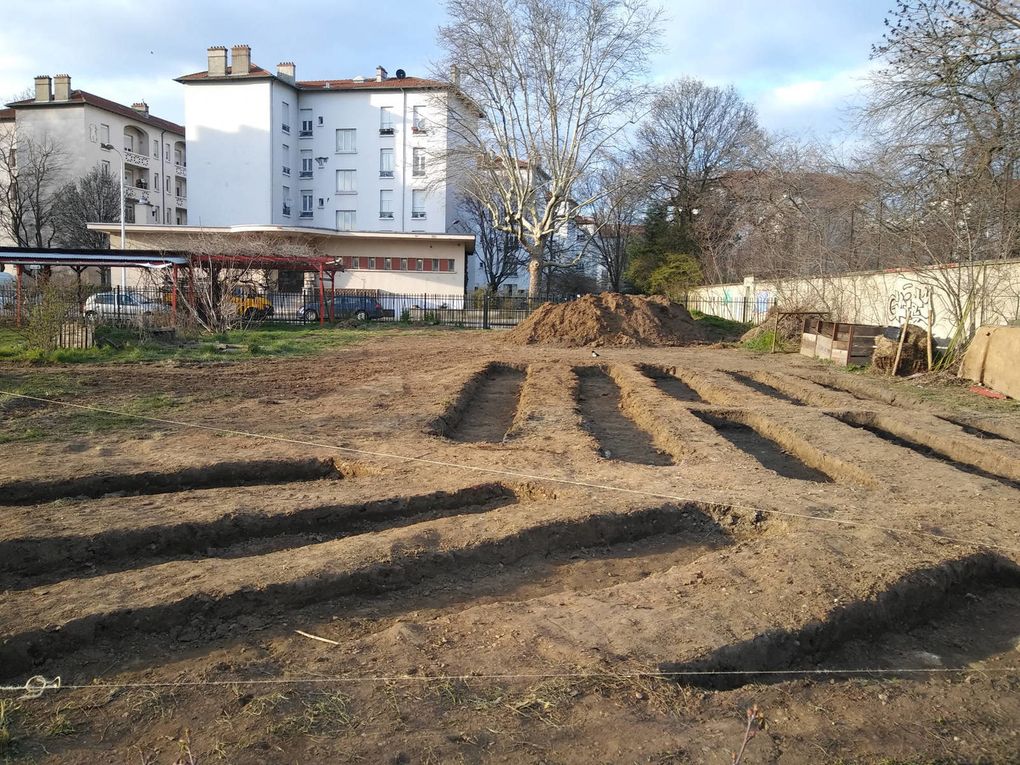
[872, 323, 929, 374]
[506, 293, 706, 347]
[740, 308, 825, 347]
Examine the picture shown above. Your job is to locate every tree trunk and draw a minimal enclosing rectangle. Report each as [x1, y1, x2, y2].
[527, 256, 542, 298]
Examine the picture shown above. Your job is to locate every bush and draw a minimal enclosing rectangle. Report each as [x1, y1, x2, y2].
[24, 286, 77, 353]
[399, 308, 411, 323]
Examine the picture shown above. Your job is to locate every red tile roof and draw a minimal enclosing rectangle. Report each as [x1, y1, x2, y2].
[177, 64, 450, 92]
[7, 90, 184, 134]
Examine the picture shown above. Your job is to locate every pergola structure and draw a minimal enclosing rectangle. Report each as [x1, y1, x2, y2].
[0, 245, 347, 327]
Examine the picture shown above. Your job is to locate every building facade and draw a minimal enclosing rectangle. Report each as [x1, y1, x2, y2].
[4, 75, 187, 231]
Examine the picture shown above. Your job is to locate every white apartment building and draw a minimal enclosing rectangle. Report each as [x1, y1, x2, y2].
[4, 75, 187, 231]
[177, 45, 477, 293]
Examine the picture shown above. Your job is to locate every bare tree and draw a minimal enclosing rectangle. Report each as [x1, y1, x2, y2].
[0, 126, 65, 249]
[582, 159, 647, 291]
[461, 194, 528, 292]
[52, 166, 121, 249]
[436, 0, 661, 297]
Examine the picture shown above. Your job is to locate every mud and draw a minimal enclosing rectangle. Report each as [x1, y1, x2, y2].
[661, 552, 1020, 690]
[444, 364, 527, 443]
[575, 366, 674, 465]
[0, 457, 347, 505]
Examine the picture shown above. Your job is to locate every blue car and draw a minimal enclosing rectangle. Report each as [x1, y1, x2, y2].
[301, 295, 384, 322]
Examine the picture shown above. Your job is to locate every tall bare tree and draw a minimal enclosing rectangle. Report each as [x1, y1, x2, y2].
[461, 194, 528, 293]
[0, 126, 65, 249]
[437, 0, 661, 297]
[583, 159, 647, 291]
[52, 166, 121, 249]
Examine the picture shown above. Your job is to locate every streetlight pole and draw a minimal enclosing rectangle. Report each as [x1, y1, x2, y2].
[100, 143, 127, 290]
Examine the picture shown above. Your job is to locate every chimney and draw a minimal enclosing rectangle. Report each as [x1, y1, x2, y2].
[375, 65, 387, 82]
[34, 75, 52, 102]
[53, 74, 71, 101]
[449, 64, 460, 89]
[207, 46, 227, 76]
[131, 101, 149, 117]
[277, 62, 295, 83]
[231, 44, 251, 75]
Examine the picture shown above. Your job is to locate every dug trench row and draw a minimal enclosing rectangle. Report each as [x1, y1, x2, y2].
[660, 551, 1020, 691]
[725, 371, 807, 406]
[637, 365, 705, 403]
[0, 457, 350, 506]
[575, 366, 674, 465]
[690, 410, 833, 483]
[0, 483, 519, 586]
[0, 500, 758, 679]
[831, 412, 1020, 492]
[428, 362, 527, 443]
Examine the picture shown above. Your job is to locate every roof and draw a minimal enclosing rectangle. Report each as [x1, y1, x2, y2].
[7, 90, 184, 135]
[177, 65, 450, 93]
[0, 246, 188, 268]
[0, 108, 14, 122]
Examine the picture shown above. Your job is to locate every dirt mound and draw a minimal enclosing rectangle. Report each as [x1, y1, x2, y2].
[741, 308, 825, 346]
[872, 324, 929, 374]
[506, 293, 706, 347]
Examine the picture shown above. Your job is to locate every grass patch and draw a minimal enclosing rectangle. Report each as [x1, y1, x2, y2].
[689, 310, 752, 341]
[741, 329, 792, 352]
[0, 322, 441, 365]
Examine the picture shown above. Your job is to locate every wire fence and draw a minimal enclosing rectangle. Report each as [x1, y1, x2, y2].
[679, 294, 777, 325]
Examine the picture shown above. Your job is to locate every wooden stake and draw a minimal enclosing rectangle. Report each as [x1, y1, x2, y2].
[770, 313, 780, 353]
[926, 302, 934, 371]
[891, 308, 910, 377]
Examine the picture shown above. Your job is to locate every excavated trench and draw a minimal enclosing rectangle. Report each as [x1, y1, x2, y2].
[660, 552, 1020, 690]
[936, 415, 1015, 442]
[637, 365, 705, 403]
[425, 362, 527, 443]
[0, 502, 752, 678]
[576, 367, 674, 465]
[691, 410, 833, 483]
[832, 412, 1020, 491]
[1, 483, 519, 586]
[0, 457, 347, 506]
[726, 372, 806, 405]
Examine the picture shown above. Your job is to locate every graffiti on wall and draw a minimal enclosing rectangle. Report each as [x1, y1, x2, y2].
[888, 280, 932, 327]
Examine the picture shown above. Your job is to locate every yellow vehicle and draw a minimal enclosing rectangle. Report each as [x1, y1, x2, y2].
[230, 287, 274, 320]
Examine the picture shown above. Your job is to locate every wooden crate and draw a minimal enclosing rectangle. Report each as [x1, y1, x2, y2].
[801, 319, 882, 367]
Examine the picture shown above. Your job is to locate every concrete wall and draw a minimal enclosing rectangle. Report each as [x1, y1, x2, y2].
[687, 260, 1020, 343]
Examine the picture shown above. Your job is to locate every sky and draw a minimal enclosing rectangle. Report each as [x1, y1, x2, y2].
[0, 0, 893, 140]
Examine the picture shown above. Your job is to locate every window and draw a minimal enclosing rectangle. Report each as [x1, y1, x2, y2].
[379, 106, 394, 134]
[282, 185, 291, 216]
[166, 176, 171, 192]
[125, 205, 135, 224]
[336, 209, 356, 231]
[101, 159, 110, 174]
[336, 169, 356, 193]
[412, 147, 425, 177]
[352, 257, 360, 269]
[368, 257, 376, 269]
[416, 258, 423, 271]
[411, 189, 426, 219]
[300, 150, 313, 178]
[400, 258, 408, 271]
[100, 124, 110, 146]
[336, 128, 356, 153]
[384, 258, 392, 270]
[165, 143, 169, 157]
[412, 106, 425, 132]
[166, 207, 172, 224]
[153, 139, 159, 158]
[282, 144, 290, 176]
[299, 109, 313, 137]
[301, 191, 313, 218]
[379, 148, 394, 178]
[124, 133, 134, 152]
[154, 172, 159, 187]
[379, 189, 393, 219]
[447, 259, 455, 271]
[154, 207, 161, 223]
[281, 100, 290, 133]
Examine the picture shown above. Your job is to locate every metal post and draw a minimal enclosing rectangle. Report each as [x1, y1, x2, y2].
[15, 264, 23, 328]
[482, 291, 490, 330]
[171, 264, 178, 324]
[318, 264, 325, 326]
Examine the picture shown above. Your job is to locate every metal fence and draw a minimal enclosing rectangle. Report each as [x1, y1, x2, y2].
[678, 294, 778, 325]
[0, 286, 569, 332]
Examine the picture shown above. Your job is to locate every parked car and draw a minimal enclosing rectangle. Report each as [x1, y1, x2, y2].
[301, 295, 384, 322]
[230, 287, 274, 320]
[83, 291, 168, 319]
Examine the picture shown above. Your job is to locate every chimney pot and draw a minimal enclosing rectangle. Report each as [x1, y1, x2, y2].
[449, 64, 460, 89]
[277, 62, 295, 82]
[207, 46, 227, 76]
[131, 101, 149, 117]
[375, 65, 387, 82]
[34, 75, 52, 103]
[231, 44, 251, 75]
[53, 74, 71, 101]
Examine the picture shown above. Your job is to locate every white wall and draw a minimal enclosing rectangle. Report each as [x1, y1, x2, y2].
[184, 80, 272, 226]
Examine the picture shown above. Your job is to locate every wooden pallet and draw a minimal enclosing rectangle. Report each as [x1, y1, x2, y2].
[801, 318, 881, 367]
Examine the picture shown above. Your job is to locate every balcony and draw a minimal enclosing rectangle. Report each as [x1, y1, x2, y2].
[174, 164, 186, 178]
[379, 211, 394, 219]
[379, 170, 394, 178]
[412, 124, 427, 134]
[124, 186, 150, 203]
[299, 129, 312, 138]
[379, 127, 394, 136]
[124, 149, 150, 168]
[175, 195, 187, 207]
[299, 170, 313, 179]
[282, 205, 291, 216]
[411, 211, 426, 219]
[299, 211, 313, 219]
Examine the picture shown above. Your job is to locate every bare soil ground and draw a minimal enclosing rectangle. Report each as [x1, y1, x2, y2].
[2, 332, 1020, 764]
